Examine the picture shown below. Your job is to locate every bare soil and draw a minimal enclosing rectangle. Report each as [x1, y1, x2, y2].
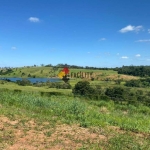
[0, 116, 106, 150]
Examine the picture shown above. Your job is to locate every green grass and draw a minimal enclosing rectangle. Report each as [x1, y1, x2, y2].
[0, 80, 72, 94]
[0, 66, 150, 149]
[0, 91, 150, 130]
[1, 66, 56, 78]
[0, 89, 150, 149]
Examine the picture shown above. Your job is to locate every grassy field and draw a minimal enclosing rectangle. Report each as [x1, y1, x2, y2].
[0, 89, 150, 150]
[0, 67, 150, 149]
[0, 80, 72, 94]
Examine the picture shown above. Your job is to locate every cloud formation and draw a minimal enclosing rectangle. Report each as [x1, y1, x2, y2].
[135, 54, 141, 57]
[148, 29, 150, 33]
[11, 46, 17, 50]
[28, 17, 40, 22]
[135, 39, 150, 42]
[119, 25, 143, 33]
[99, 38, 106, 41]
[121, 56, 128, 59]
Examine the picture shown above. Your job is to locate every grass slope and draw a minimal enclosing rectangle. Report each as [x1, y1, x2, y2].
[0, 66, 137, 81]
[0, 89, 150, 149]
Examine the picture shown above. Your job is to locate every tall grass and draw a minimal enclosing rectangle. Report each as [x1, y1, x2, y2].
[0, 89, 150, 133]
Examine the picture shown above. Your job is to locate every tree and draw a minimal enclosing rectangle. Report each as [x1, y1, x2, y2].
[105, 87, 125, 101]
[72, 81, 95, 96]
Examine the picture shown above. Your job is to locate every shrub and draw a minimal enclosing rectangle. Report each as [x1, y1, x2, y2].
[56, 83, 72, 89]
[40, 91, 63, 97]
[33, 82, 45, 87]
[14, 89, 22, 93]
[16, 79, 32, 86]
[72, 81, 95, 96]
[105, 87, 126, 103]
[28, 74, 31, 77]
[48, 82, 72, 89]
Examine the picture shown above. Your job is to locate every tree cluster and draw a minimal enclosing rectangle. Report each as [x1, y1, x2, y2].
[115, 65, 150, 77]
[73, 81, 150, 106]
[45, 63, 112, 70]
[125, 78, 150, 87]
[16, 79, 32, 86]
[0, 69, 13, 75]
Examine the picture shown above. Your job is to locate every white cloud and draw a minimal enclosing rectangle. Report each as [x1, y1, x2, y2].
[135, 54, 141, 57]
[148, 29, 150, 33]
[11, 46, 17, 50]
[135, 39, 150, 42]
[28, 17, 40, 22]
[99, 38, 106, 41]
[121, 56, 128, 59]
[119, 25, 143, 33]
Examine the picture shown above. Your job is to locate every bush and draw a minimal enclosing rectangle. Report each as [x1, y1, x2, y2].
[14, 89, 22, 93]
[40, 91, 63, 97]
[16, 79, 32, 86]
[105, 87, 127, 103]
[48, 82, 72, 89]
[72, 81, 95, 96]
[33, 82, 45, 87]
[56, 83, 72, 89]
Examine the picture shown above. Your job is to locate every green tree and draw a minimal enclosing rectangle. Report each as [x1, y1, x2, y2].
[72, 81, 95, 97]
[105, 87, 125, 101]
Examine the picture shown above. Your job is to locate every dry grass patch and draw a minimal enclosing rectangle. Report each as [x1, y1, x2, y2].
[106, 74, 138, 80]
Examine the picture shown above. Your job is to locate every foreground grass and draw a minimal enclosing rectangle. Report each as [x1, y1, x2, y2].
[0, 89, 150, 149]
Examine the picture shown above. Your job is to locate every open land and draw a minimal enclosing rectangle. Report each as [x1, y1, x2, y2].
[0, 66, 150, 150]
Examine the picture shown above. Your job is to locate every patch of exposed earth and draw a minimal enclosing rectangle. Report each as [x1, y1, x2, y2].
[0, 116, 106, 150]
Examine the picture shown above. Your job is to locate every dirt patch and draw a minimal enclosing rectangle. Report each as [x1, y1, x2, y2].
[0, 116, 106, 150]
[0, 116, 19, 126]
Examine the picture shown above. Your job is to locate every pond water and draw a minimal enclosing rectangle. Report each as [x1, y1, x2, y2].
[0, 77, 61, 83]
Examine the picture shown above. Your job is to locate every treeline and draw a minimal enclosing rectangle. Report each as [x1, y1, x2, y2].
[45, 63, 112, 70]
[115, 65, 150, 77]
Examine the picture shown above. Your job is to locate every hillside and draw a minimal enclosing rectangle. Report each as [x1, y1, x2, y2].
[0, 66, 138, 82]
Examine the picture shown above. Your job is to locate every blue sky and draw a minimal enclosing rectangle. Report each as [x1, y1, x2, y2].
[0, 0, 150, 68]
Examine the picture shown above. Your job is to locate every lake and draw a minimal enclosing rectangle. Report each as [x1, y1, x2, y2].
[0, 77, 61, 83]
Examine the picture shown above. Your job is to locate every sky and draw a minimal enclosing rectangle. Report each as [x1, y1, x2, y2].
[0, 0, 150, 68]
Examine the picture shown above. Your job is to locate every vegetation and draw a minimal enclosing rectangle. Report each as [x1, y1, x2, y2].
[125, 78, 150, 88]
[115, 65, 150, 77]
[72, 81, 150, 106]
[0, 65, 150, 149]
[0, 89, 150, 149]
[12, 79, 72, 89]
